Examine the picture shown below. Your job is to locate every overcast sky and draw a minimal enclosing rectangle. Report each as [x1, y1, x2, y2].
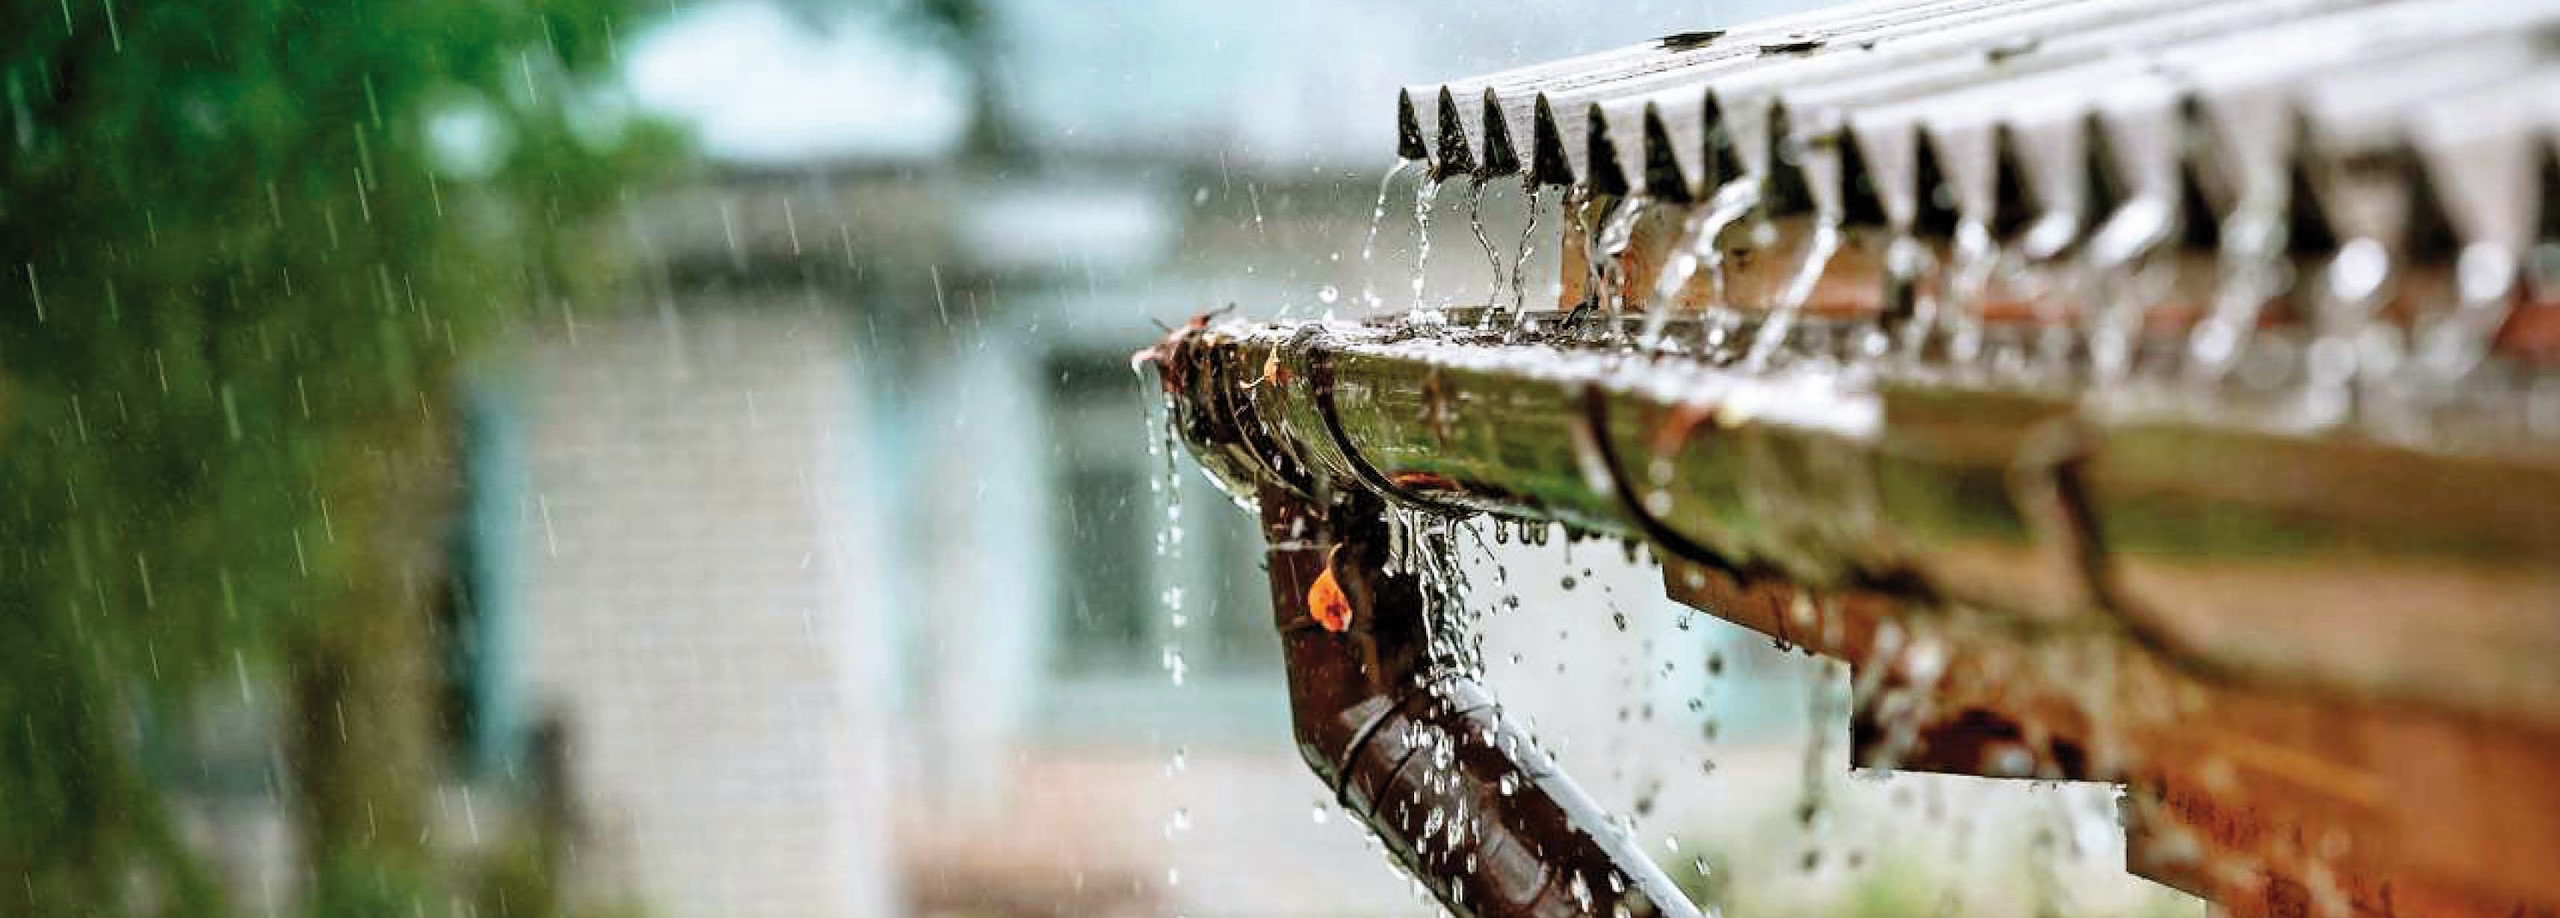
[624, 0, 1840, 169]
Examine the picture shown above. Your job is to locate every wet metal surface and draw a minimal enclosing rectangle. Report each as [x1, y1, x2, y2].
[1148, 1, 2560, 913]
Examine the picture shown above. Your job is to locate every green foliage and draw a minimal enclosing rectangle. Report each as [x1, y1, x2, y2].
[0, 0, 682, 912]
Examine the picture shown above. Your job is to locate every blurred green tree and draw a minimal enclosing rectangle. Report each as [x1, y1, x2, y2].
[1, 0, 681, 913]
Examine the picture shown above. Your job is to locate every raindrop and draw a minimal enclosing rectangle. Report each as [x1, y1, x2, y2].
[1411, 178, 1443, 310]
[1316, 284, 1340, 304]
[929, 263, 951, 327]
[23, 263, 43, 324]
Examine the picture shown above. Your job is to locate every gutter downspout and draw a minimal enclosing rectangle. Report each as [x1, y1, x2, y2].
[1256, 482, 1700, 918]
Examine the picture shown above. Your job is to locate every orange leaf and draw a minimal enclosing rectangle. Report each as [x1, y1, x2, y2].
[1308, 563, 1353, 633]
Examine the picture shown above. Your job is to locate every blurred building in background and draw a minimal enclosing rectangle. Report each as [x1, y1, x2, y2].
[425, 2, 1722, 915]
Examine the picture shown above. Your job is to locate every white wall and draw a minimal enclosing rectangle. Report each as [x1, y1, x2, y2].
[507, 305, 901, 916]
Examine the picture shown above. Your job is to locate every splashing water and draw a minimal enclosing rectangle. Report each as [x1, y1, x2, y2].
[1741, 218, 1843, 371]
[1640, 179, 1761, 351]
[1468, 179, 1503, 316]
[1592, 195, 1652, 339]
[1150, 405, 1187, 687]
[1148, 401, 1194, 881]
[1638, 223, 1707, 351]
[2416, 244, 2521, 387]
[1511, 182, 1546, 323]
[2021, 247, 2092, 382]
[2081, 198, 2177, 383]
[1883, 230, 1940, 364]
[1362, 159, 1420, 263]
[1943, 218, 2005, 370]
[1412, 177, 1444, 312]
[1361, 159, 1420, 312]
[2184, 205, 2287, 384]
[1795, 646, 1847, 851]
[2304, 237, 2395, 423]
